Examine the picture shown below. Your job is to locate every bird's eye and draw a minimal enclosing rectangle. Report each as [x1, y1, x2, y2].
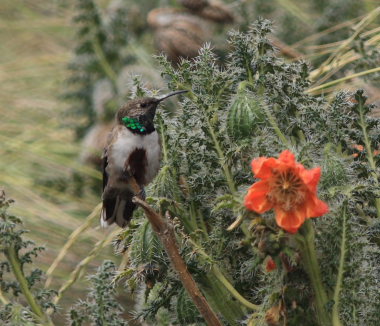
[141, 103, 147, 108]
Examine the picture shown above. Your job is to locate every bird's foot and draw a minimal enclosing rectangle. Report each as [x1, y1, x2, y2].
[136, 188, 146, 200]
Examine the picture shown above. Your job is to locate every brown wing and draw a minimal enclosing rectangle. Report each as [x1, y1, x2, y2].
[100, 126, 138, 227]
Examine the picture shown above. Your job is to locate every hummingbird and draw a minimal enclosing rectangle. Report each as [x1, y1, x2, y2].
[101, 90, 187, 228]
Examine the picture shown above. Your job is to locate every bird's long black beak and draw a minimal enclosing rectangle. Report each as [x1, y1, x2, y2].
[157, 90, 188, 102]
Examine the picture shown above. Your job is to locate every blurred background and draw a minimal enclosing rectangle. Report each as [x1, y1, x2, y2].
[0, 0, 379, 323]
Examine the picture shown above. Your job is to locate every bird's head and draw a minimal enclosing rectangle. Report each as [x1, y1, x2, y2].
[117, 90, 187, 133]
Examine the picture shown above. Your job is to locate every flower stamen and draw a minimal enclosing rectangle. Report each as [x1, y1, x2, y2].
[267, 169, 307, 212]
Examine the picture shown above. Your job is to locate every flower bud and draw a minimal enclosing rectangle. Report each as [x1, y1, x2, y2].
[265, 257, 277, 272]
[227, 89, 265, 141]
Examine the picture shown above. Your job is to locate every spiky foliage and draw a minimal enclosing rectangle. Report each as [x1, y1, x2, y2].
[114, 19, 380, 325]
[0, 191, 56, 325]
[68, 261, 127, 326]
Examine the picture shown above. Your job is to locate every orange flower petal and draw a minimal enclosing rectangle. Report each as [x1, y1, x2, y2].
[305, 195, 329, 217]
[353, 144, 364, 152]
[274, 207, 306, 234]
[278, 150, 296, 165]
[244, 181, 272, 213]
[251, 157, 277, 179]
[246, 150, 329, 234]
[299, 167, 321, 192]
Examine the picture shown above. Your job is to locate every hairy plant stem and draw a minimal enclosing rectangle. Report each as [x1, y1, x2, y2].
[180, 90, 237, 195]
[201, 273, 245, 326]
[5, 247, 54, 326]
[332, 204, 347, 326]
[206, 117, 237, 194]
[211, 265, 259, 310]
[183, 235, 259, 313]
[246, 81, 291, 149]
[357, 97, 380, 217]
[296, 220, 331, 326]
[263, 105, 292, 148]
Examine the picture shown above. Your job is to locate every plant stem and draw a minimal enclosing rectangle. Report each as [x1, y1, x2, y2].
[357, 97, 380, 217]
[6, 247, 54, 326]
[332, 205, 347, 326]
[227, 214, 245, 231]
[201, 273, 245, 325]
[263, 105, 292, 148]
[133, 195, 223, 326]
[182, 234, 260, 313]
[242, 81, 292, 149]
[297, 220, 331, 326]
[206, 118, 237, 194]
[178, 90, 237, 195]
[211, 265, 259, 310]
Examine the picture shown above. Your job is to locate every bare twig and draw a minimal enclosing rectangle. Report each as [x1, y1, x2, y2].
[132, 196, 223, 326]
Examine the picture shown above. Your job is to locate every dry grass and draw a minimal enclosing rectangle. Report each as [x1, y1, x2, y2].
[0, 0, 118, 316]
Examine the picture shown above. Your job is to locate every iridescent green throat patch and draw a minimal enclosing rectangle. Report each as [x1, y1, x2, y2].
[122, 117, 146, 132]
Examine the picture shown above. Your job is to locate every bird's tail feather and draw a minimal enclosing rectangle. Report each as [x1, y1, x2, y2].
[101, 194, 136, 228]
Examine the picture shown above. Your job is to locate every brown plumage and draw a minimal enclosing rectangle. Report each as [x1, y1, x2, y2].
[101, 91, 187, 228]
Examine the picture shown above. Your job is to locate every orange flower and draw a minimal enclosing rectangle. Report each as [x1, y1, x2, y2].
[244, 150, 329, 233]
[352, 144, 380, 158]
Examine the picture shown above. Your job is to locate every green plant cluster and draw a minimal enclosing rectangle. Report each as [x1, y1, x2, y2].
[115, 19, 380, 325]
[0, 191, 56, 325]
[68, 261, 127, 326]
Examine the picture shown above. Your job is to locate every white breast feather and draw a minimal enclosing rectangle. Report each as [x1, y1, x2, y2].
[109, 128, 161, 185]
